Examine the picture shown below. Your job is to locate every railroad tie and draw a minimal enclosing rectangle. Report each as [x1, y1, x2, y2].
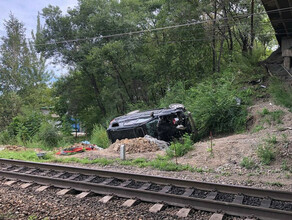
[52, 172, 66, 178]
[149, 203, 164, 213]
[67, 174, 80, 180]
[233, 194, 244, 204]
[120, 180, 132, 187]
[40, 170, 51, 176]
[139, 182, 152, 190]
[83, 176, 96, 182]
[4, 180, 17, 186]
[25, 169, 37, 174]
[183, 188, 195, 197]
[2, 165, 14, 171]
[260, 198, 272, 208]
[13, 167, 25, 172]
[122, 199, 139, 207]
[76, 191, 92, 199]
[176, 208, 191, 218]
[21, 182, 34, 189]
[209, 213, 224, 220]
[159, 185, 172, 193]
[206, 191, 218, 200]
[57, 188, 74, 196]
[101, 178, 114, 185]
[35, 185, 50, 192]
[99, 195, 113, 203]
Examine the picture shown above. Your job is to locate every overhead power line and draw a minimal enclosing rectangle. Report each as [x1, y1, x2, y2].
[32, 6, 292, 46]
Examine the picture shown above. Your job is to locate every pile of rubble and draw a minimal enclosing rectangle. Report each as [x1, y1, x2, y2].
[0, 145, 25, 151]
[108, 135, 168, 154]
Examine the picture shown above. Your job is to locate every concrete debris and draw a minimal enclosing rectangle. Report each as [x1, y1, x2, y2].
[144, 135, 169, 150]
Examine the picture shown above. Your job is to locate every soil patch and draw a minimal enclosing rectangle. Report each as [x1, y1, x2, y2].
[177, 101, 292, 169]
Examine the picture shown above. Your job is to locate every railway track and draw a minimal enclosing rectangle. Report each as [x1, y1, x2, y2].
[0, 158, 291, 220]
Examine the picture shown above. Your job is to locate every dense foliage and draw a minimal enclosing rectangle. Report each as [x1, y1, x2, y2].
[0, 0, 279, 146]
[36, 0, 274, 133]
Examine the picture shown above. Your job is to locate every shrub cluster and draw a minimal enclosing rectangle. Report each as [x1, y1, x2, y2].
[90, 124, 110, 148]
[269, 78, 292, 111]
[240, 157, 256, 169]
[167, 134, 193, 158]
[160, 72, 250, 139]
[8, 111, 43, 142]
[0, 110, 63, 148]
[257, 144, 276, 165]
[188, 72, 250, 137]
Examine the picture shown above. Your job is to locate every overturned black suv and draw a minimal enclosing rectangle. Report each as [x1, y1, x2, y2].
[107, 104, 196, 143]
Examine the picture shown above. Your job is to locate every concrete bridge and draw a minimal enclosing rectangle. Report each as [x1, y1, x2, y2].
[261, 0, 292, 78]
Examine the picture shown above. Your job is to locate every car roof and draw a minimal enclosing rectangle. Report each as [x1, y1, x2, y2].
[113, 108, 184, 123]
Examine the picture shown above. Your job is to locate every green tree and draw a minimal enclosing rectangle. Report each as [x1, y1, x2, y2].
[0, 14, 50, 93]
[0, 93, 22, 131]
[36, 0, 275, 133]
[0, 14, 51, 131]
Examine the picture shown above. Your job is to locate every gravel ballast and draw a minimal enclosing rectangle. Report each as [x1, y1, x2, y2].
[0, 179, 236, 220]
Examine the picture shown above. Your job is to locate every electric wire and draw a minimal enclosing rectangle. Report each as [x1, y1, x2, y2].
[30, 6, 292, 46]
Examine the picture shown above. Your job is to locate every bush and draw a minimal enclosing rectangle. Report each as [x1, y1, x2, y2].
[0, 130, 12, 144]
[261, 108, 269, 115]
[167, 134, 193, 157]
[187, 72, 249, 137]
[270, 110, 284, 124]
[252, 125, 264, 133]
[257, 144, 275, 165]
[57, 135, 75, 147]
[264, 135, 277, 145]
[240, 157, 256, 169]
[281, 160, 290, 171]
[60, 115, 74, 136]
[269, 78, 292, 111]
[260, 108, 284, 125]
[8, 110, 43, 142]
[90, 124, 110, 148]
[37, 123, 59, 148]
[159, 82, 189, 107]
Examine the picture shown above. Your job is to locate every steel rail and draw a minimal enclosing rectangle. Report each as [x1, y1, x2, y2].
[0, 158, 291, 201]
[0, 170, 291, 220]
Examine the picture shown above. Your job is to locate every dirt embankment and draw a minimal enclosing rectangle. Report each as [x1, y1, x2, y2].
[55, 101, 292, 188]
[173, 101, 291, 187]
[179, 101, 292, 168]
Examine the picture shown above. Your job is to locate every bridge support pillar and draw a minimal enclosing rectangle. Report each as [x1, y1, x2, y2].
[281, 37, 292, 70]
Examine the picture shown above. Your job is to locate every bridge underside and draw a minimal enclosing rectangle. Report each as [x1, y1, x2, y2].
[262, 0, 292, 70]
[261, 0, 292, 43]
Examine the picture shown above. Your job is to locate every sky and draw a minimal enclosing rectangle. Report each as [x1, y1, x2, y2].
[0, 0, 79, 78]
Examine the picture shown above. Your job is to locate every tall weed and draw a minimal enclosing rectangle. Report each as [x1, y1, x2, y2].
[0, 130, 12, 144]
[37, 123, 59, 148]
[257, 144, 275, 165]
[188, 72, 249, 137]
[167, 134, 193, 157]
[269, 78, 292, 111]
[90, 124, 110, 148]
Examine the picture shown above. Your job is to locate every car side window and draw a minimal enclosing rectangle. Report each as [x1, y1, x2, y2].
[145, 119, 159, 138]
